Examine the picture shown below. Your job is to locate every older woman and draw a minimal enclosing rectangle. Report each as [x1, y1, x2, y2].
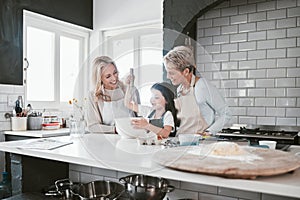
[163, 46, 231, 136]
[87, 56, 140, 133]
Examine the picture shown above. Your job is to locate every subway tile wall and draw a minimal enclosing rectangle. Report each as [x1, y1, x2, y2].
[197, 0, 300, 126]
[69, 164, 299, 200]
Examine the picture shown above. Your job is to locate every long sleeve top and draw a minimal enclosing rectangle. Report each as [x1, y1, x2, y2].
[86, 85, 140, 133]
[194, 78, 231, 135]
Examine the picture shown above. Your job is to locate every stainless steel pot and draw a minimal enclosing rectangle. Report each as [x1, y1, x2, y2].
[72, 180, 125, 200]
[119, 174, 174, 200]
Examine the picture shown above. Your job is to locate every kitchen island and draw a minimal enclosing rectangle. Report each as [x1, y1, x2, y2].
[0, 134, 299, 200]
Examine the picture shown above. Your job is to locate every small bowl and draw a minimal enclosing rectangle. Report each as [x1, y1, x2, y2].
[178, 134, 202, 146]
[259, 140, 277, 149]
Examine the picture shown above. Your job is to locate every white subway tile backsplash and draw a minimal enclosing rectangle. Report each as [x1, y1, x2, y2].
[231, 107, 247, 115]
[249, 11, 267, 22]
[247, 107, 266, 116]
[230, 14, 248, 24]
[276, 98, 296, 107]
[204, 62, 221, 71]
[226, 98, 239, 106]
[257, 117, 276, 125]
[276, 78, 296, 87]
[287, 88, 300, 96]
[213, 17, 230, 26]
[267, 9, 287, 20]
[257, 1, 276, 11]
[199, 54, 213, 63]
[199, 37, 213, 45]
[238, 79, 255, 87]
[266, 108, 285, 116]
[277, 118, 297, 126]
[291, 8, 300, 18]
[239, 98, 255, 106]
[257, 59, 276, 68]
[248, 69, 266, 78]
[239, 4, 256, 14]
[267, 29, 286, 39]
[230, 70, 247, 78]
[181, 182, 217, 194]
[213, 71, 229, 79]
[267, 48, 286, 58]
[91, 167, 117, 178]
[222, 61, 238, 70]
[257, 20, 276, 31]
[255, 98, 275, 106]
[239, 41, 256, 51]
[80, 173, 103, 183]
[286, 108, 300, 117]
[221, 7, 238, 17]
[266, 88, 286, 97]
[165, 189, 198, 200]
[223, 80, 238, 88]
[277, 38, 297, 48]
[221, 25, 238, 34]
[197, 0, 300, 128]
[239, 116, 257, 124]
[230, 52, 247, 61]
[239, 22, 256, 33]
[213, 35, 229, 44]
[287, 47, 300, 57]
[230, 89, 247, 97]
[221, 43, 238, 52]
[205, 27, 221, 36]
[256, 78, 274, 88]
[248, 88, 266, 96]
[213, 53, 229, 62]
[277, 58, 297, 67]
[248, 50, 267, 59]
[276, 18, 297, 28]
[230, 33, 247, 42]
[239, 60, 256, 69]
[248, 31, 267, 41]
[277, 0, 297, 9]
[198, 19, 213, 28]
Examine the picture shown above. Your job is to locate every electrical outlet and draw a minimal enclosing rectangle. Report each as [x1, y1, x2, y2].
[7, 95, 19, 107]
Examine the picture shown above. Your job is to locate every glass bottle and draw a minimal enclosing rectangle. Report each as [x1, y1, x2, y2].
[0, 172, 12, 198]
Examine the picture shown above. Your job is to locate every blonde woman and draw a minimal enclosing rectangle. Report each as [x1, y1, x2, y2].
[163, 46, 231, 136]
[87, 56, 140, 133]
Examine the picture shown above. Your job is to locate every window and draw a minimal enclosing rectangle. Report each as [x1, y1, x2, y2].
[23, 10, 90, 110]
[103, 24, 163, 105]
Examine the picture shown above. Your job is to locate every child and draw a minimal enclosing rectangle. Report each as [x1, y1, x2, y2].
[125, 82, 179, 138]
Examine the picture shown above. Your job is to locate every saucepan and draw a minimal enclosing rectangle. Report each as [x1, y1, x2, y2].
[72, 180, 125, 200]
[119, 174, 175, 200]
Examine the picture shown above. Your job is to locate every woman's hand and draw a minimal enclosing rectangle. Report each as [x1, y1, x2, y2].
[131, 118, 148, 129]
[125, 73, 135, 85]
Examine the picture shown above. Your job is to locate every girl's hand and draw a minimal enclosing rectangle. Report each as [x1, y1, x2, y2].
[131, 118, 148, 129]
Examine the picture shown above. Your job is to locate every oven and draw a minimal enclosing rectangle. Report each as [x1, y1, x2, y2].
[216, 125, 300, 150]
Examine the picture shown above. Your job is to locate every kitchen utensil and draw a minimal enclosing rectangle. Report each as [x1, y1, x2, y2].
[153, 145, 300, 179]
[119, 174, 174, 200]
[115, 117, 147, 138]
[72, 180, 125, 200]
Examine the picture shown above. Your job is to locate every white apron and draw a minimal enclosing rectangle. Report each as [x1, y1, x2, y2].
[103, 98, 131, 125]
[175, 76, 208, 135]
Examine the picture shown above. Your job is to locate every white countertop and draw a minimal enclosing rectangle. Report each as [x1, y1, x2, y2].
[0, 134, 299, 198]
[3, 128, 70, 138]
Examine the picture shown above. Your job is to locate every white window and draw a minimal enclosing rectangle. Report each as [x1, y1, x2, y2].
[103, 24, 163, 106]
[23, 10, 90, 110]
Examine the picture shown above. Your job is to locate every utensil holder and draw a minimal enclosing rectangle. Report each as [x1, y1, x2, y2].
[11, 117, 27, 131]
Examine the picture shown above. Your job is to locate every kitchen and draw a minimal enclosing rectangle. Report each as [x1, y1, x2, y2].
[0, 0, 300, 199]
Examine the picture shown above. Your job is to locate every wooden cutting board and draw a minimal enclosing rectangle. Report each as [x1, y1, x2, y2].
[152, 145, 300, 179]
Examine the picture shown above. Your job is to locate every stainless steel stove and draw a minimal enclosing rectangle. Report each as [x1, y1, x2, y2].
[216, 125, 300, 150]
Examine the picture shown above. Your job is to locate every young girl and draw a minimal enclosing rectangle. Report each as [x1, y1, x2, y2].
[125, 82, 179, 138]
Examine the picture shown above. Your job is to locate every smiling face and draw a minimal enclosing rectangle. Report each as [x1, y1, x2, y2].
[165, 62, 187, 86]
[101, 63, 119, 90]
[150, 88, 167, 111]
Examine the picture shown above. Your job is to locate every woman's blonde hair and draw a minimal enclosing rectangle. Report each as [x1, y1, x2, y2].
[92, 56, 122, 102]
[163, 45, 196, 74]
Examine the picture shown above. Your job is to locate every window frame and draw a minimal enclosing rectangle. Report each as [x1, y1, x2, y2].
[23, 10, 90, 110]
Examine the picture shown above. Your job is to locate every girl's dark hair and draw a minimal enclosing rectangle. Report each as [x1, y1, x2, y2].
[151, 82, 180, 136]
